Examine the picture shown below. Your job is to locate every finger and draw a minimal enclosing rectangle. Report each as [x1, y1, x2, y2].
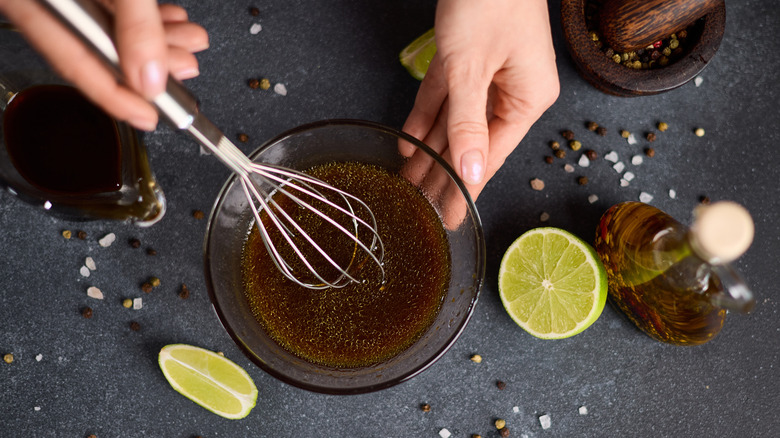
[167, 47, 200, 80]
[401, 53, 447, 156]
[444, 62, 491, 186]
[3, 0, 158, 130]
[159, 3, 189, 22]
[164, 21, 210, 53]
[114, 0, 167, 99]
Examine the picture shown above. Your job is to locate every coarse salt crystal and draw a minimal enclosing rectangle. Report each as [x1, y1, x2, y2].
[43, 201, 52, 210]
[539, 414, 552, 429]
[563, 164, 575, 173]
[669, 189, 677, 199]
[627, 133, 637, 145]
[620, 179, 630, 187]
[513, 406, 520, 413]
[631, 155, 644, 165]
[249, 23, 262, 34]
[613, 161, 625, 173]
[540, 212, 550, 222]
[604, 151, 619, 163]
[588, 194, 599, 204]
[98, 233, 116, 247]
[79, 266, 91, 278]
[439, 428, 451, 438]
[34, 406, 41, 412]
[578, 155, 590, 167]
[87, 286, 104, 300]
[273, 83, 288, 96]
[694, 76, 704, 87]
[36, 354, 42, 362]
[639, 192, 654, 203]
[85, 257, 96, 271]
[579, 406, 588, 415]
[530, 178, 545, 191]
[623, 172, 635, 182]
[133, 297, 143, 310]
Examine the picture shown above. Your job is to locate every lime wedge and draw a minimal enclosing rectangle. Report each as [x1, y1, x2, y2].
[158, 344, 258, 419]
[498, 227, 608, 339]
[399, 28, 437, 80]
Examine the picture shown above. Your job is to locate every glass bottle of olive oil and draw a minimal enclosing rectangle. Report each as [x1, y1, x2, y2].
[593, 201, 754, 345]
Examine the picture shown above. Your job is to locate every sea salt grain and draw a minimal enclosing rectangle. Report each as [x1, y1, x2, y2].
[133, 297, 143, 310]
[604, 151, 619, 163]
[579, 406, 588, 415]
[639, 192, 654, 203]
[540, 212, 550, 222]
[578, 155, 590, 167]
[43, 201, 52, 210]
[79, 266, 91, 277]
[249, 23, 262, 34]
[623, 172, 635, 182]
[85, 257, 96, 271]
[669, 189, 677, 199]
[87, 286, 104, 300]
[627, 133, 638, 145]
[98, 233, 116, 247]
[35, 354, 42, 362]
[513, 406, 520, 413]
[273, 83, 288, 96]
[613, 161, 625, 173]
[631, 155, 644, 165]
[439, 428, 451, 438]
[539, 414, 552, 429]
[564, 164, 575, 173]
[620, 179, 630, 187]
[694, 76, 704, 87]
[588, 194, 599, 204]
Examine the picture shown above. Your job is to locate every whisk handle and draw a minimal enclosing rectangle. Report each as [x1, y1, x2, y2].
[36, 0, 199, 130]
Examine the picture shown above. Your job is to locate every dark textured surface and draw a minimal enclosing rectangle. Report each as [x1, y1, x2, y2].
[1, 0, 779, 436]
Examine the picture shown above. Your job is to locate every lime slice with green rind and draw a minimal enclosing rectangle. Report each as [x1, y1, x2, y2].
[498, 227, 608, 339]
[158, 344, 258, 419]
[399, 28, 437, 80]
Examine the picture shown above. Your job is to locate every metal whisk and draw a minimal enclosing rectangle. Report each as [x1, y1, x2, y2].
[40, 0, 386, 288]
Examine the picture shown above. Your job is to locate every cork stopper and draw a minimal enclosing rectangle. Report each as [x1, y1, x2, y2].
[690, 201, 754, 264]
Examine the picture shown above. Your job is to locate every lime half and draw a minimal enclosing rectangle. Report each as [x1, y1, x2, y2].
[399, 28, 437, 80]
[158, 344, 258, 419]
[498, 227, 608, 339]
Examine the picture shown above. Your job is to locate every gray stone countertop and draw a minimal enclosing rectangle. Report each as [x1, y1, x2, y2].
[1, 1, 779, 436]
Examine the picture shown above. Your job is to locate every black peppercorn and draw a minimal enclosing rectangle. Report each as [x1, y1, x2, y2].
[585, 149, 598, 161]
[578, 176, 589, 185]
[248, 78, 260, 89]
[561, 130, 575, 141]
[700, 196, 711, 205]
[499, 427, 510, 437]
[420, 403, 431, 412]
[646, 132, 657, 142]
[129, 321, 141, 331]
[192, 210, 205, 220]
[141, 282, 153, 294]
[644, 147, 655, 157]
[179, 284, 191, 299]
[586, 121, 599, 131]
[81, 307, 93, 319]
[554, 149, 566, 159]
[129, 238, 141, 249]
[77, 230, 87, 240]
[496, 380, 506, 390]
[146, 248, 157, 256]
[249, 7, 260, 16]
[596, 126, 607, 136]
[544, 156, 554, 164]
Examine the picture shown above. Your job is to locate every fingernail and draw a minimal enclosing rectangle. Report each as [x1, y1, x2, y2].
[461, 150, 485, 185]
[141, 60, 166, 98]
[175, 66, 200, 80]
[128, 117, 158, 132]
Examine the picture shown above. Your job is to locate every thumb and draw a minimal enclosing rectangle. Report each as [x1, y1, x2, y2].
[445, 69, 490, 186]
[114, 0, 168, 100]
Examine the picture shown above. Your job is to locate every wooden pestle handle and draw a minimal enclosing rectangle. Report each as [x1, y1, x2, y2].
[598, 0, 720, 53]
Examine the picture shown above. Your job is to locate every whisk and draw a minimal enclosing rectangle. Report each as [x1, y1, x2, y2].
[39, 0, 385, 289]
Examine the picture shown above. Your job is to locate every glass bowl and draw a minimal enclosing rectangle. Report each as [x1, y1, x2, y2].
[204, 119, 485, 394]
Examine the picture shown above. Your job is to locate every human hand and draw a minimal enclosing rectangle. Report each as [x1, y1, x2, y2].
[0, 0, 209, 131]
[401, 0, 560, 200]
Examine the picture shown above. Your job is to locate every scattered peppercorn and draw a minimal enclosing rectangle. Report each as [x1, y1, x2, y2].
[122, 298, 133, 309]
[141, 282, 153, 294]
[657, 122, 669, 132]
[146, 248, 157, 256]
[586, 121, 599, 131]
[129, 238, 141, 249]
[421, 403, 431, 412]
[554, 149, 566, 159]
[569, 140, 582, 151]
[596, 126, 608, 136]
[644, 147, 655, 157]
[578, 176, 589, 185]
[620, 130, 630, 139]
[496, 380, 507, 390]
[694, 128, 705, 137]
[193, 210, 205, 220]
[249, 6, 260, 16]
[260, 78, 271, 90]
[499, 427, 510, 437]
[561, 130, 575, 141]
[129, 321, 141, 331]
[86, 435, 97, 438]
[248, 78, 260, 89]
[149, 277, 161, 288]
[237, 133, 249, 143]
[472, 435, 482, 438]
[179, 284, 191, 299]
[62, 230, 72, 239]
[585, 149, 598, 161]
[3, 353, 13, 364]
[495, 419, 506, 429]
[77, 230, 87, 240]
[544, 156, 554, 164]
[470, 354, 483, 363]
[700, 196, 711, 205]
[81, 307, 93, 319]
[549, 140, 560, 150]
[646, 132, 657, 142]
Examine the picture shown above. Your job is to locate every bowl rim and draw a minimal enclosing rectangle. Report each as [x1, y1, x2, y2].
[202, 118, 486, 394]
[560, 0, 726, 96]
